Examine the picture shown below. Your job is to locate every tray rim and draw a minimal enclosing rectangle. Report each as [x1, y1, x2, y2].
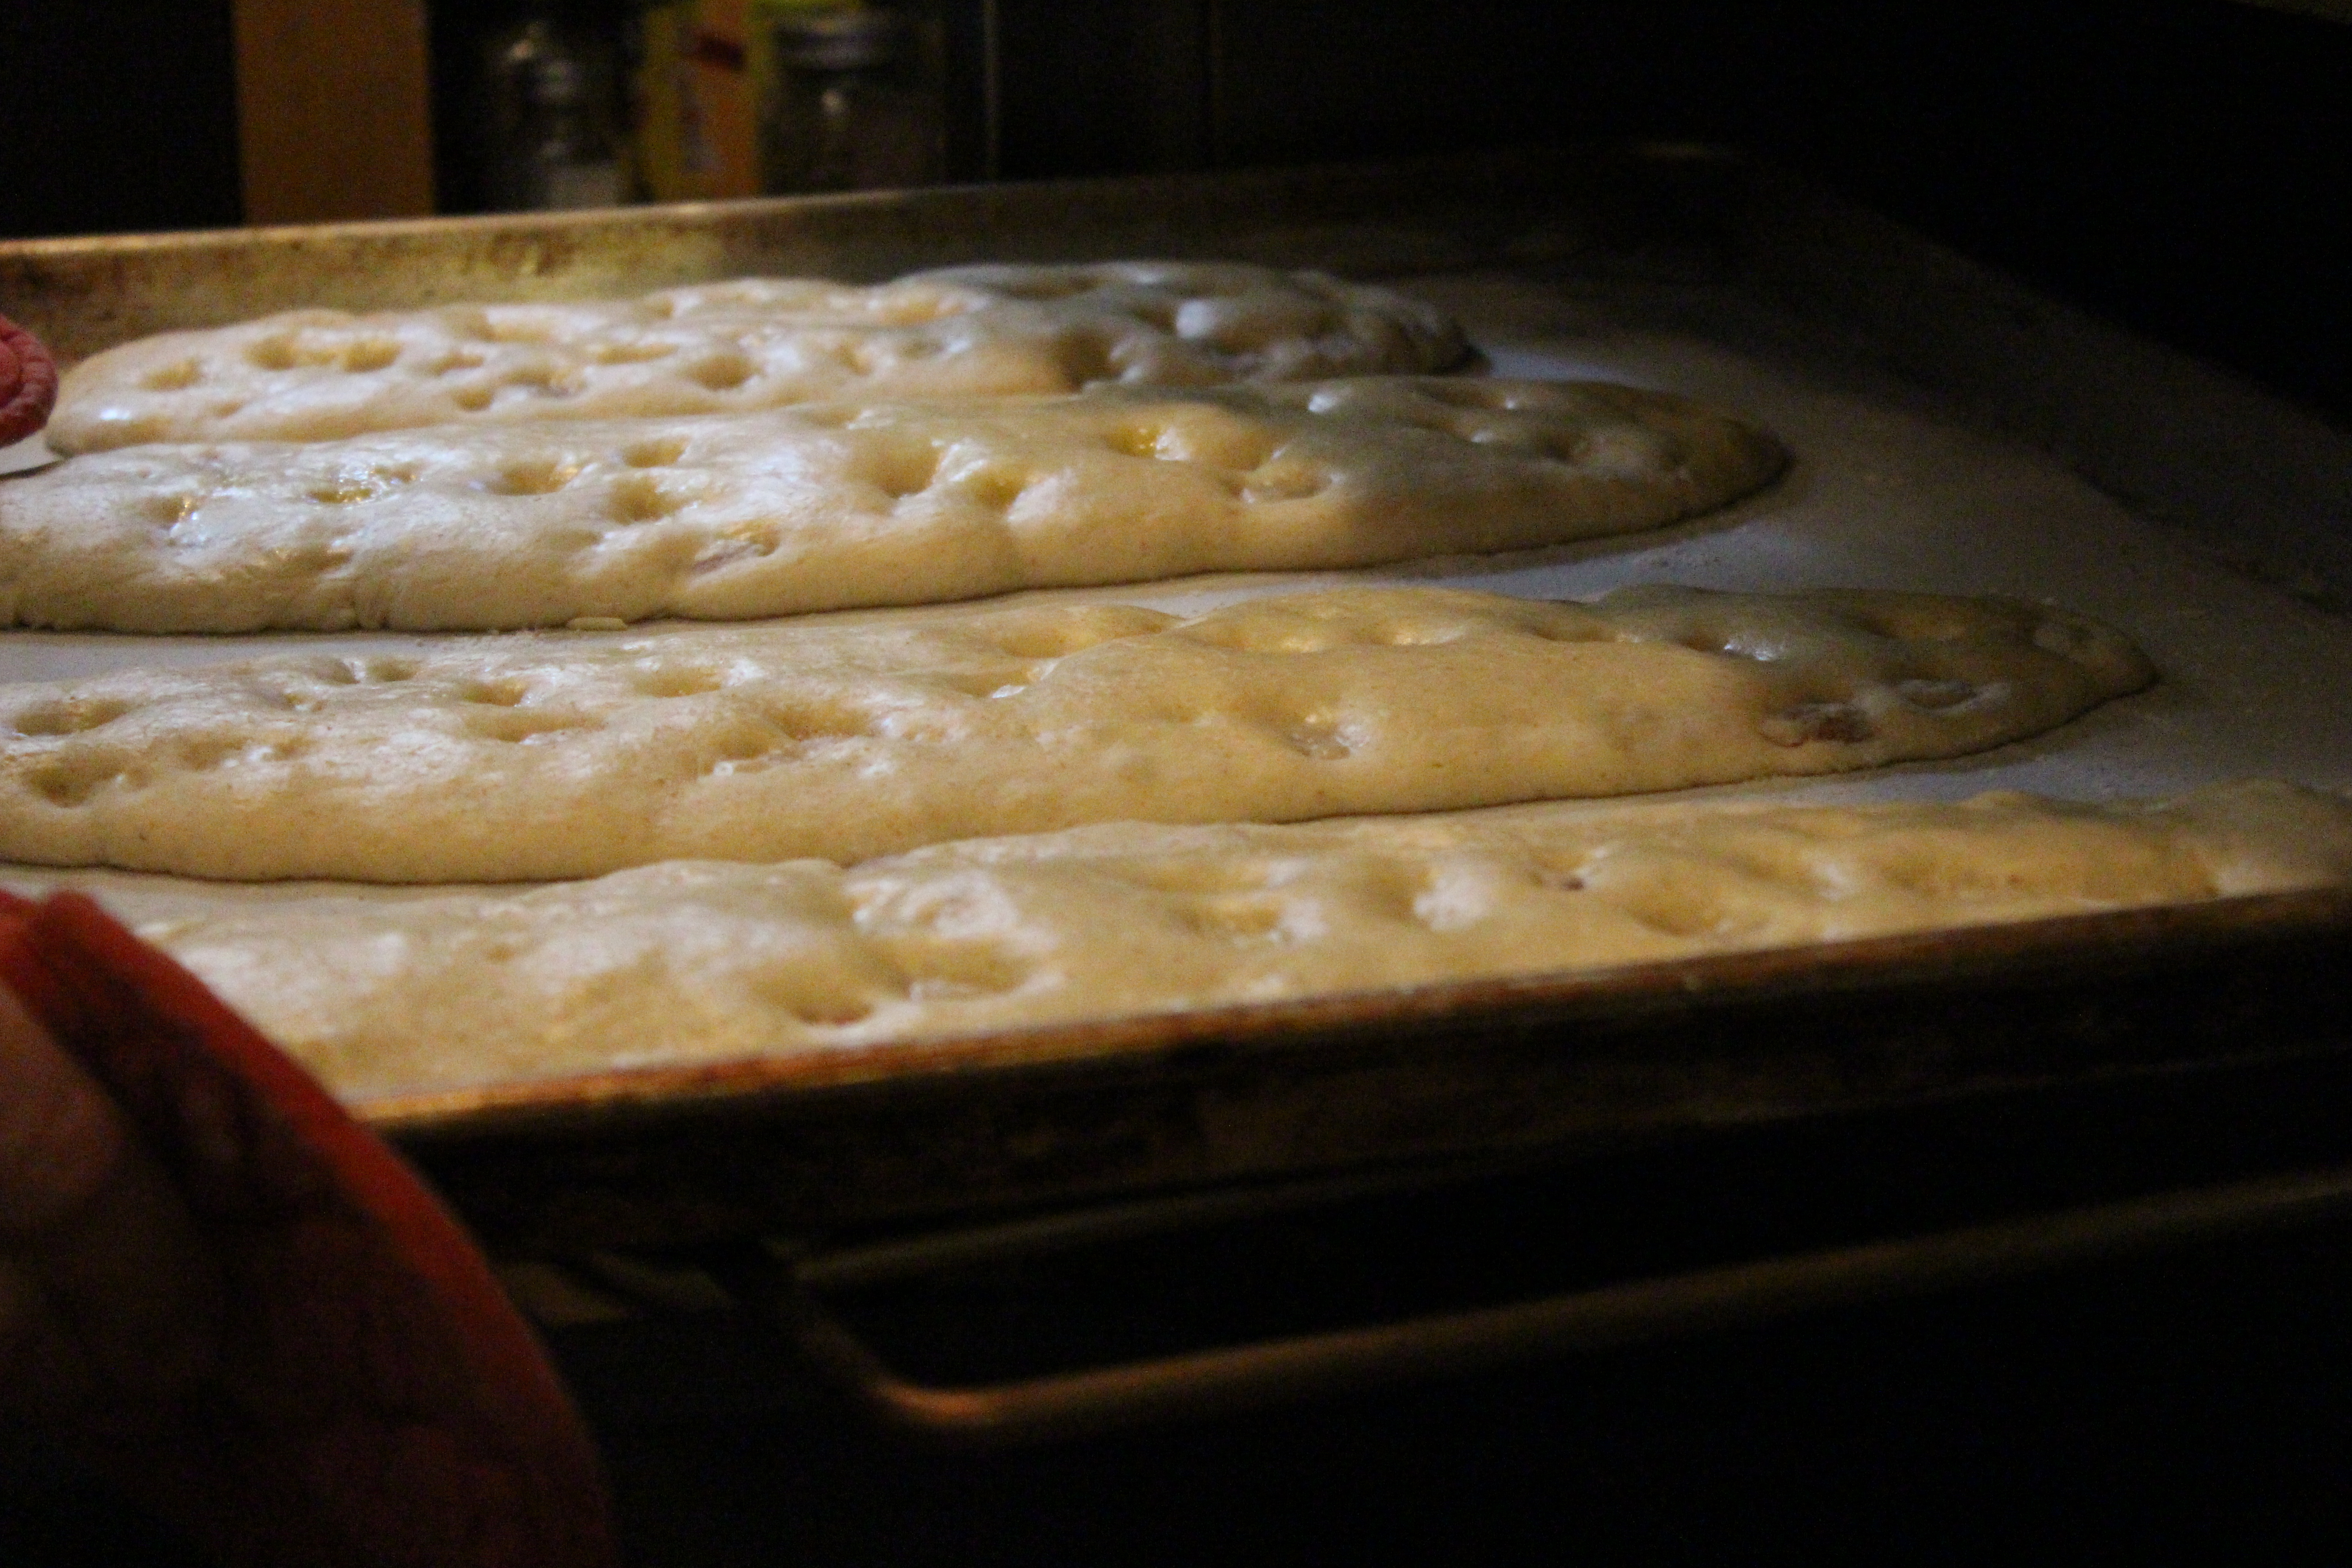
[373, 882, 2352, 1142]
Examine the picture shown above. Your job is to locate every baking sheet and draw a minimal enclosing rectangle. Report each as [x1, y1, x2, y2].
[6, 259, 2352, 1107]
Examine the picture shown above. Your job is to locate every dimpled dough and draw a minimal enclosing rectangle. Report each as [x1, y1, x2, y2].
[45, 261, 1468, 453]
[0, 584, 2154, 883]
[0, 378, 1786, 633]
[25, 781, 2346, 1101]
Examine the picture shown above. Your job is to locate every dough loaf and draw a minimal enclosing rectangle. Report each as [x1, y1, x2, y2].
[46, 261, 1466, 453]
[0, 378, 1785, 633]
[17, 781, 2340, 1102]
[0, 585, 2153, 882]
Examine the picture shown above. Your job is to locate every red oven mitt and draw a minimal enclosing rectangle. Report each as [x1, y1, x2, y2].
[0, 314, 59, 446]
[0, 888, 618, 1568]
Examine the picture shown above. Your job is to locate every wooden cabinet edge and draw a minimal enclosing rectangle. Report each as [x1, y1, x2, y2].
[234, 0, 437, 224]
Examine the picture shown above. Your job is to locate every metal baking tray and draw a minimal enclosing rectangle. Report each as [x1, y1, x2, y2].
[6, 146, 2352, 1276]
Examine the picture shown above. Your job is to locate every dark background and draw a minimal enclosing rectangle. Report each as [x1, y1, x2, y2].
[2, 0, 2348, 421]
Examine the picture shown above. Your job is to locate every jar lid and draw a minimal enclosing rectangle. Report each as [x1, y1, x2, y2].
[775, 10, 905, 71]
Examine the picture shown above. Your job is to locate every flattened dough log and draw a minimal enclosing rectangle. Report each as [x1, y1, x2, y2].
[46, 261, 1466, 453]
[0, 584, 2155, 882]
[19, 781, 2342, 1101]
[0, 378, 1785, 633]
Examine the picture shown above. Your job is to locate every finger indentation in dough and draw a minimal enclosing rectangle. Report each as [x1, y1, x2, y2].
[140, 359, 205, 391]
[1372, 619, 1469, 647]
[1673, 627, 1744, 657]
[1533, 859, 1591, 892]
[704, 722, 785, 774]
[177, 735, 293, 771]
[1612, 884, 1747, 940]
[244, 336, 301, 371]
[1895, 678, 1982, 711]
[462, 708, 603, 744]
[2033, 617, 2098, 656]
[494, 457, 583, 496]
[1100, 422, 1169, 459]
[1110, 856, 1280, 896]
[1283, 715, 1352, 760]
[1181, 615, 1341, 655]
[958, 466, 1029, 510]
[1106, 417, 1279, 470]
[10, 698, 132, 737]
[753, 697, 877, 741]
[587, 340, 679, 365]
[690, 535, 774, 573]
[978, 605, 1174, 659]
[480, 312, 559, 344]
[501, 363, 585, 398]
[1524, 615, 1610, 645]
[886, 939, 1029, 1001]
[1852, 602, 1980, 642]
[930, 665, 1042, 700]
[984, 273, 1094, 301]
[301, 659, 361, 686]
[628, 664, 725, 699]
[1121, 298, 1181, 331]
[1571, 426, 1678, 477]
[1054, 334, 1114, 386]
[307, 471, 390, 505]
[1215, 428, 1282, 469]
[26, 757, 123, 807]
[142, 491, 202, 526]
[828, 340, 880, 376]
[862, 442, 942, 499]
[340, 338, 402, 373]
[1875, 853, 2026, 900]
[752, 980, 875, 1028]
[688, 352, 758, 392]
[1760, 701, 1877, 747]
[621, 434, 690, 469]
[795, 1001, 877, 1027]
[254, 682, 321, 713]
[1410, 866, 1506, 932]
[1412, 380, 1516, 411]
[611, 473, 695, 522]
[1184, 894, 1289, 941]
[1241, 462, 1330, 503]
[458, 677, 530, 707]
[1181, 298, 1341, 351]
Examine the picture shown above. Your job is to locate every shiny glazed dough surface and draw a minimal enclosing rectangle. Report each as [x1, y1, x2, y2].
[13, 781, 2339, 1102]
[45, 261, 1468, 452]
[0, 378, 1784, 633]
[0, 583, 2152, 882]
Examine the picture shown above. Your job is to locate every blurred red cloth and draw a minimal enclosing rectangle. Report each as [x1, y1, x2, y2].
[0, 887, 617, 1568]
[0, 314, 59, 446]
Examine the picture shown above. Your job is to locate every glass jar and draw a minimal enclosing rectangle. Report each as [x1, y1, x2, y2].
[757, 6, 942, 195]
[482, 13, 628, 211]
